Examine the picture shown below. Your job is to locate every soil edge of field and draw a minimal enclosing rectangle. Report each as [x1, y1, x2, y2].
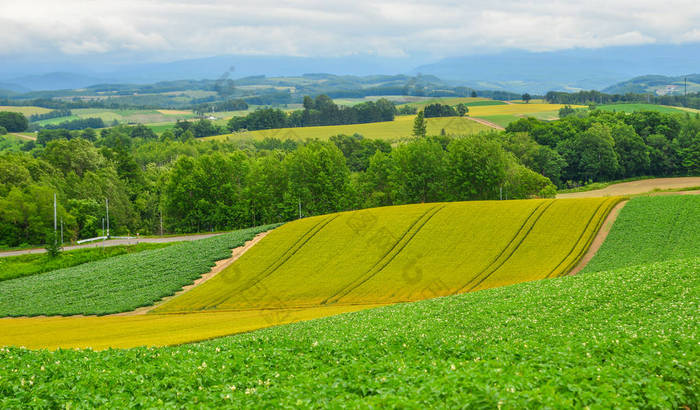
[567, 200, 628, 276]
[117, 231, 270, 316]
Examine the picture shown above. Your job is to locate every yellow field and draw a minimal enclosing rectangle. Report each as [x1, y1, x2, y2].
[468, 103, 584, 117]
[1, 197, 621, 349]
[0, 106, 52, 116]
[0, 305, 376, 350]
[206, 115, 492, 142]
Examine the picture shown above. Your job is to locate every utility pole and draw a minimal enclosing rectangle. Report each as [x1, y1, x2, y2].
[298, 198, 302, 219]
[500, 186, 503, 201]
[105, 198, 110, 239]
[60, 217, 63, 246]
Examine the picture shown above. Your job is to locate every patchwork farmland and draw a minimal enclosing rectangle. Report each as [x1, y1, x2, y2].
[1, 197, 619, 349]
[0, 194, 697, 407]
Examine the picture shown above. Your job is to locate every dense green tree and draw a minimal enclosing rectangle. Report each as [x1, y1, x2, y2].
[0, 111, 28, 132]
[413, 111, 427, 138]
[389, 139, 446, 204]
[611, 124, 650, 176]
[446, 136, 508, 200]
[284, 142, 352, 217]
[456, 103, 469, 117]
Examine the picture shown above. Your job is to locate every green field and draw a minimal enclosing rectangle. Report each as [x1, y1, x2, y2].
[0, 232, 696, 406]
[596, 104, 689, 114]
[0, 195, 697, 407]
[0, 243, 171, 282]
[582, 195, 700, 273]
[31, 108, 198, 127]
[0, 226, 274, 316]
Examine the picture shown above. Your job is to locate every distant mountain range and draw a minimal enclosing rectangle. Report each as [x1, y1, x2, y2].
[603, 74, 700, 95]
[411, 44, 700, 94]
[1, 44, 699, 94]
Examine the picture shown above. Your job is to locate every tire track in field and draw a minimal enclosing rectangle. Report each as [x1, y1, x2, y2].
[205, 215, 339, 309]
[455, 200, 554, 294]
[545, 198, 619, 278]
[322, 204, 446, 305]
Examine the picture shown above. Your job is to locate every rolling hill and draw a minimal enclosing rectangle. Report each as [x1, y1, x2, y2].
[0, 195, 697, 407]
[0, 197, 620, 349]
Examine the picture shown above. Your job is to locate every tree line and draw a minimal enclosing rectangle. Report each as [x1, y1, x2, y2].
[0, 128, 553, 247]
[546, 90, 700, 110]
[228, 95, 397, 131]
[503, 110, 699, 187]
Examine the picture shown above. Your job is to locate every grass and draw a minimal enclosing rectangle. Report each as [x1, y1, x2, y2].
[596, 104, 688, 114]
[31, 108, 199, 127]
[207, 115, 492, 142]
[0, 225, 276, 317]
[474, 114, 520, 127]
[0, 106, 51, 116]
[154, 198, 620, 313]
[582, 195, 700, 273]
[0, 255, 696, 407]
[0, 243, 171, 282]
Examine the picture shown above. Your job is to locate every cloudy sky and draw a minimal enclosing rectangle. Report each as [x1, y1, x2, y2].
[1, 0, 699, 63]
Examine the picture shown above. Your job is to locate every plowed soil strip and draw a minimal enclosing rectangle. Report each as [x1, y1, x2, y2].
[567, 200, 627, 276]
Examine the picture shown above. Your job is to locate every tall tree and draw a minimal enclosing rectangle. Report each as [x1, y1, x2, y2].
[413, 111, 427, 138]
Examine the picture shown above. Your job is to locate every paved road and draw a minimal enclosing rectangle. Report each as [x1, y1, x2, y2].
[0, 233, 224, 258]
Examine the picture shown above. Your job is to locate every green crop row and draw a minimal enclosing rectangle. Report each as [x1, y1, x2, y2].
[582, 195, 700, 273]
[0, 225, 277, 317]
[0, 243, 171, 282]
[1, 255, 696, 407]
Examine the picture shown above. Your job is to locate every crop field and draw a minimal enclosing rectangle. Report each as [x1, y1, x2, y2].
[0, 106, 52, 116]
[0, 225, 275, 317]
[155, 197, 620, 312]
[1, 253, 696, 406]
[0, 197, 620, 349]
[468, 103, 582, 117]
[464, 103, 584, 127]
[582, 195, 700, 273]
[596, 103, 689, 114]
[208, 115, 492, 141]
[0, 243, 171, 282]
[31, 108, 198, 127]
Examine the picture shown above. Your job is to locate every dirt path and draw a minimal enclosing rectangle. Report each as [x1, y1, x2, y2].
[467, 116, 505, 130]
[10, 133, 36, 141]
[567, 200, 627, 276]
[0, 233, 226, 258]
[557, 177, 700, 198]
[118, 231, 269, 316]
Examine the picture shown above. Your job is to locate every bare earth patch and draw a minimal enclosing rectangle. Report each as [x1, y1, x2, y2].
[557, 177, 700, 198]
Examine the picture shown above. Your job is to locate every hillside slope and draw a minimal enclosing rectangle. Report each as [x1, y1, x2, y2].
[2, 251, 697, 406]
[155, 198, 620, 313]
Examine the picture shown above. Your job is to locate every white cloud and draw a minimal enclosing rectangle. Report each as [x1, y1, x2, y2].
[0, 0, 698, 60]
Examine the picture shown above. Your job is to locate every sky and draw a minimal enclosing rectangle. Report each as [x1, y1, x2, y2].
[1, 0, 699, 63]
